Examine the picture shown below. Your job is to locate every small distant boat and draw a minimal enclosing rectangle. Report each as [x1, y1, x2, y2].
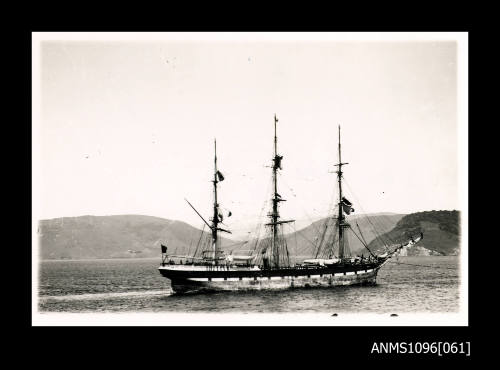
[159, 115, 421, 294]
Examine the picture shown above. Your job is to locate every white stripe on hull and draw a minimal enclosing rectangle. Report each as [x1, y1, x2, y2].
[171, 270, 378, 293]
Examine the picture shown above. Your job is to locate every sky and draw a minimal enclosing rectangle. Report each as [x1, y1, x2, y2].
[34, 34, 464, 240]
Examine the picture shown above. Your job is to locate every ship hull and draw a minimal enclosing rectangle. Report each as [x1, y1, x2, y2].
[159, 263, 382, 294]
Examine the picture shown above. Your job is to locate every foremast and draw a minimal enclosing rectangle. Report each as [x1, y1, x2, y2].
[212, 139, 220, 265]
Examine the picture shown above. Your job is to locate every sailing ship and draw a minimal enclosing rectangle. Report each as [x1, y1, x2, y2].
[159, 115, 422, 294]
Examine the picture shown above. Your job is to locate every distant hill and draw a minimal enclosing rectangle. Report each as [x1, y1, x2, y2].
[38, 215, 237, 260]
[38, 211, 460, 260]
[282, 213, 405, 257]
[368, 210, 460, 256]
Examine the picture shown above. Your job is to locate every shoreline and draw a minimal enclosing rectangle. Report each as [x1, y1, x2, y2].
[40, 256, 161, 262]
[40, 255, 459, 263]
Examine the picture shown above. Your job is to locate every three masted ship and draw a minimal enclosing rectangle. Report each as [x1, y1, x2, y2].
[159, 115, 422, 294]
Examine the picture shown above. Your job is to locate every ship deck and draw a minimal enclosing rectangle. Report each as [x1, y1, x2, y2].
[159, 260, 383, 280]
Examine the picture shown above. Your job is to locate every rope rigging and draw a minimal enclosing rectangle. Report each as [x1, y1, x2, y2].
[279, 173, 324, 236]
[342, 177, 396, 250]
[251, 175, 274, 254]
[282, 221, 317, 256]
[349, 225, 376, 257]
[314, 216, 335, 258]
[293, 222, 298, 263]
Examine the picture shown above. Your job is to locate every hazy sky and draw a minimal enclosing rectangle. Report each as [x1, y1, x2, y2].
[35, 35, 462, 239]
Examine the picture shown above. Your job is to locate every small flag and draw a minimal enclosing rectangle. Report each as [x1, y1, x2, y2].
[341, 197, 354, 214]
[161, 244, 167, 254]
[341, 197, 352, 206]
[342, 204, 355, 214]
[216, 171, 225, 181]
[274, 155, 283, 170]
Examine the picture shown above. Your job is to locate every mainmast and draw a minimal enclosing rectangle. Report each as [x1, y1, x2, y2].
[266, 114, 293, 268]
[272, 114, 279, 267]
[336, 125, 348, 260]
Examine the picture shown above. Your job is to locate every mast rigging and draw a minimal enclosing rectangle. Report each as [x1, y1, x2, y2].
[335, 125, 349, 260]
[213, 139, 220, 265]
[267, 114, 294, 268]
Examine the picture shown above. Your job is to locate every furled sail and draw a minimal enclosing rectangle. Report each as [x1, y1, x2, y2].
[303, 258, 341, 266]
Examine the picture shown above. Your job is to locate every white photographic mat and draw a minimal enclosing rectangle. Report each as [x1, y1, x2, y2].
[32, 32, 468, 326]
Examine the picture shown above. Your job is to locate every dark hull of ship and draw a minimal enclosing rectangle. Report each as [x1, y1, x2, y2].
[159, 261, 384, 294]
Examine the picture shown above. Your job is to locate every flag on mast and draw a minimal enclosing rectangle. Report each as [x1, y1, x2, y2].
[341, 197, 355, 214]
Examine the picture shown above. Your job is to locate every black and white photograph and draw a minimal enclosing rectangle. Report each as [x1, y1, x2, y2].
[32, 32, 468, 326]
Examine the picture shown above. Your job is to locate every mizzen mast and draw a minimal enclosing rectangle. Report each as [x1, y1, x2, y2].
[335, 125, 349, 260]
[211, 139, 231, 264]
[185, 139, 230, 266]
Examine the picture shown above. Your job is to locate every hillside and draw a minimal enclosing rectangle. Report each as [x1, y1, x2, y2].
[367, 210, 460, 256]
[38, 211, 460, 260]
[38, 215, 238, 260]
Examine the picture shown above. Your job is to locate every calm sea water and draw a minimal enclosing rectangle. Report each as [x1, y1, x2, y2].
[38, 256, 460, 313]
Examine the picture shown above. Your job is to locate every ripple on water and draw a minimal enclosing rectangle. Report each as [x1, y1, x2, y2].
[38, 257, 460, 313]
